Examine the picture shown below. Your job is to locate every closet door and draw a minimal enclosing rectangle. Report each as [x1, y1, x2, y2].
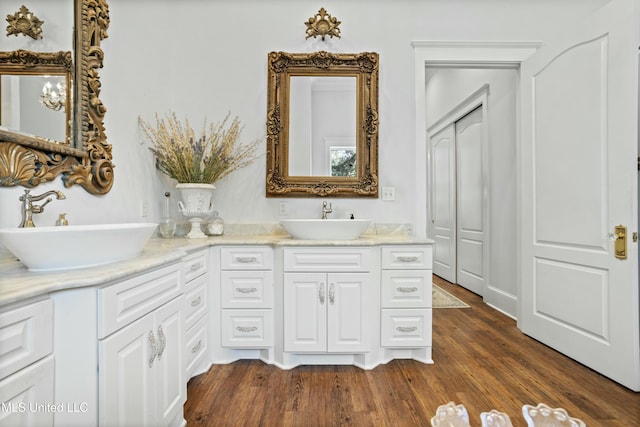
[430, 124, 456, 283]
[455, 107, 485, 295]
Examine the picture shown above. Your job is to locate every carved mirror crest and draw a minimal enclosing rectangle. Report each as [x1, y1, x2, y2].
[266, 51, 379, 198]
[0, 0, 113, 195]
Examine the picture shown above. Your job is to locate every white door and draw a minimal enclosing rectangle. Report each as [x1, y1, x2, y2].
[284, 273, 326, 352]
[100, 313, 155, 427]
[430, 124, 456, 282]
[153, 296, 185, 427]
[456, 107, 485, 294]
[327, 273, 369, 352]
[519, 0, 639, 390]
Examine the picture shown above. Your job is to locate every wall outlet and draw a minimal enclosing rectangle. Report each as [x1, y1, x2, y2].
[279, 201, 288, 216]
[381, 187, 395, 201]
[140, 200, 149, 217]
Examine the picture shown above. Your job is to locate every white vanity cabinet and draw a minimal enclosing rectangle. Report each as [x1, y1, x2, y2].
[380, 246, 432, 348]
[182, 249, 210, 378]
[218, 246, 274, 348]
[97, 263, 185, 427]
[0, 299, 54, 427]
[283, 247, 372, 353]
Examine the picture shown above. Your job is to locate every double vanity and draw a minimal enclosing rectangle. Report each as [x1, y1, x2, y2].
[0, 225, 433, 427]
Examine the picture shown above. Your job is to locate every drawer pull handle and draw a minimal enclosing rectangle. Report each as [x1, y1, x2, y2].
[157, 326, 167, 359]
[235, 256, 258, 264]
[329, 283, 335, 305]
[148, 331, 157, 368]
[191, 296, 202, 306]
[319, 283, 325, 305]
[397, 286, 418, 293]
[396, 256, 419, 263]
[237, 287, 258, 294]
[191, 340, 202, 354]
[236, 326, 258, 333]
[396, 326, 418, 333]
[190, 262, 203, 271]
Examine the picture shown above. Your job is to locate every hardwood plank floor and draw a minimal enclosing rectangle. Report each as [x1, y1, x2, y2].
[185, 276, 640, 426]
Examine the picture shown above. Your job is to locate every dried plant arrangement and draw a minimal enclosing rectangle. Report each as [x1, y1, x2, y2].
[139, 112, 261, 184]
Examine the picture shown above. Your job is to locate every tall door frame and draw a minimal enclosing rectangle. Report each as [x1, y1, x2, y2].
[428, 85, 490, 295]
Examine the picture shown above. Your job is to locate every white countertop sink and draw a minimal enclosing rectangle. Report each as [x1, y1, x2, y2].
[280, 219, 372, 240]
[0, 223, 157, 271]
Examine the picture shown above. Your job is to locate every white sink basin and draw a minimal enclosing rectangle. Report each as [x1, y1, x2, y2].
[0, 223, 157, 272]
[280, 219, 371, 240]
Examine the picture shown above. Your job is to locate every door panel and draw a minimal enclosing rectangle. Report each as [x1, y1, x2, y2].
[327, 273, 369, 352]
[430, 124, 456, 282]
[520, 0, 639, 390]
[456, 107, 485, 294]
[284, 273, 326, 352]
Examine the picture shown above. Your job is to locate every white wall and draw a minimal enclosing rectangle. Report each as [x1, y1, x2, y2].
[426, 67, 518, 316]
[0, 0, 610, 260]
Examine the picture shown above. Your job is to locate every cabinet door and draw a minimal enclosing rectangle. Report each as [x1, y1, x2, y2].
[153, 296, 185, 427]
[0, 355, 54, 427]
[327, 273, 370, 353]
[99, 313, 155, 427]
[284, 273, 326, 352]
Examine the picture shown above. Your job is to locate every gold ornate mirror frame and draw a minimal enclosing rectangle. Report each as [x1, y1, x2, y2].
[0, 0, 113, 194]
[266, 51, 379, 198]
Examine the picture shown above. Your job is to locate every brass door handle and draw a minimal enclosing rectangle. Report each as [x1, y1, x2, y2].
[611, 225, 627, 260]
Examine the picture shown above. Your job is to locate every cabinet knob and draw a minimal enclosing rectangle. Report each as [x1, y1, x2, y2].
[236, 287, 258, 294]
[397, 286, 418, 293]
[319, 283, 325, 304]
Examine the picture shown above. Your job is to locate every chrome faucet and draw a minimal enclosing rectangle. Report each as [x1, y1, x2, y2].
[19, 189, 66, 227]
[321, 201, 333, 219]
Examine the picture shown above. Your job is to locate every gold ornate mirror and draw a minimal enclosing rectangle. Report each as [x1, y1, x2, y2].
[266, 51, 379, 197]
[0, 0, 113, 195]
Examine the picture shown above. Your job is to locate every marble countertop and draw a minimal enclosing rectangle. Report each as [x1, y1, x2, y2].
[0, 229, 433, 308]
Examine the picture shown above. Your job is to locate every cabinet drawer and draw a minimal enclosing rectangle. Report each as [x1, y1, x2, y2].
[184, 276, 207, 329]
[381, 271, 432, 308]
[284, 248, 371, 272]
[221, 310, 273, 348]
[381, 246, 432, 269]
[221, 271, 273, 309]
[183, 250, 209, 283]
[221, 247, 273, 270]
[0, 299, 53, 380]
[381, 309, 432, 347]
[185, 316, 208, 378]
[98, 263, 182, 339]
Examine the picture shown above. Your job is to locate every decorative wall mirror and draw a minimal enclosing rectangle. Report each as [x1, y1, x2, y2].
[266, 51, 379, 197]
[0, 0, 113, 195]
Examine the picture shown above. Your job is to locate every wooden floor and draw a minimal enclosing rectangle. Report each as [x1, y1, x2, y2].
[184, 276, 640, 426]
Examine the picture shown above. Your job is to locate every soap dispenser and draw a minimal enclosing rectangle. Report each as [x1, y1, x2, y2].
[159, 192, 176, 238]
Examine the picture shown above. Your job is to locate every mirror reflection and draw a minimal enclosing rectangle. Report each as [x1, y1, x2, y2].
[289, 76, 357, 176]
[288, 76, 356, 177]
[1, 73, 70, 143]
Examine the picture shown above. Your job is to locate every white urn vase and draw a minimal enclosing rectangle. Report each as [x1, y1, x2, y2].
[176, 183, 215, 238]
